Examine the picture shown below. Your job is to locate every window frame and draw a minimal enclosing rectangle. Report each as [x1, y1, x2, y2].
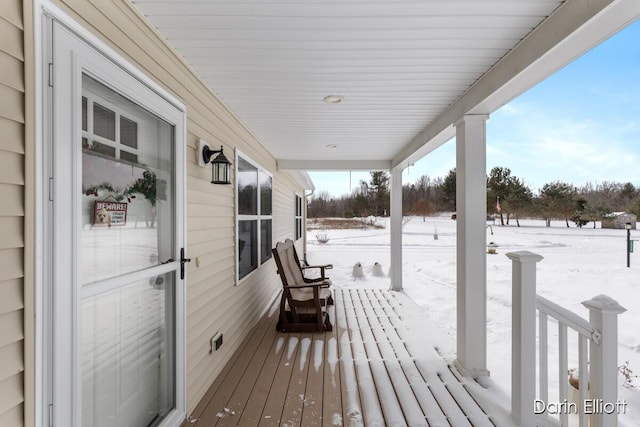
[81, 89, 143, 165]
[295, 193, 303, 241]
[236, 151, 274, 283]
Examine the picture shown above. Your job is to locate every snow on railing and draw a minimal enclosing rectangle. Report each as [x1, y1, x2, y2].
[507, 251, 626, 427]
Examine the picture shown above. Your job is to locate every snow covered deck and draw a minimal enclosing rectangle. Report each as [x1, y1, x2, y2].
[183, 287, 514, 426]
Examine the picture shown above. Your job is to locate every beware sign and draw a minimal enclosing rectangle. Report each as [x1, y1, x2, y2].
[93, 201, 128, 227]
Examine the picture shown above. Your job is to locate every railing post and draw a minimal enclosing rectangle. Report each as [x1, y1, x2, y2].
[506, 251, 544, 427]
[582, 296, 626, 427]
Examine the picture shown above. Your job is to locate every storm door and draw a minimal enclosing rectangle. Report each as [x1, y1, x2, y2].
[47, 21, 186, 427]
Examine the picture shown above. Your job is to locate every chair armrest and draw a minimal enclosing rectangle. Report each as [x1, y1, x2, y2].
[283, 282, 330, 290]
[303, 276, 331, 284]
[301, 264, 333, 270]
[301, 264, 333, 278]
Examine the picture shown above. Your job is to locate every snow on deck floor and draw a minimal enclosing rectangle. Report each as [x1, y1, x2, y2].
[183, 286, 515, 427]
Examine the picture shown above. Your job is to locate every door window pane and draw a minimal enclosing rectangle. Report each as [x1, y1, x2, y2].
[81, 74, 175, 285]
[82, 273, 175, 427]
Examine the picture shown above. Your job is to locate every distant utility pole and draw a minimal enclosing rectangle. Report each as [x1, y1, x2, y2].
[626, 222, 632, 268]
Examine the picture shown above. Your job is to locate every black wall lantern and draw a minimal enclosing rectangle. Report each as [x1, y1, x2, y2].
[198, 139, 232, 185]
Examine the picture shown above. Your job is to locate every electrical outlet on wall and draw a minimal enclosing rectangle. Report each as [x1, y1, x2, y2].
[210, 332, 223, 353]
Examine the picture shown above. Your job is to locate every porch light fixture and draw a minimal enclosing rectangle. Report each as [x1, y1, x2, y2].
[323, 95, 344, 104]
[198, 139, 232, 185]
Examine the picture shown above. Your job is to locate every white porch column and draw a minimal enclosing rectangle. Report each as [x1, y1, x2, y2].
[454, 114, 489, 377]
[507, 251, 544, 427]
[582, 296, 626, 427]
[390, 167, 403, 291]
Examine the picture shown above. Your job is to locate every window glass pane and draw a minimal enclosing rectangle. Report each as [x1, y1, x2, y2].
[90, 141, 116, 158]
[82, 273, 175, 426]
[81, 74, 175, 285]
[120, 116, 138, 149]
[82, 97, 88, 131]
[260, 172, 272, 215]
[94, 103, 116, 140]
[238, 220, 257, 279]
[238, 158, 258, 215]
[296, 218, 302, 240]
[296, 195, 302, 216]
[260, 219, 272, 264]
[120, 150, 138, 164]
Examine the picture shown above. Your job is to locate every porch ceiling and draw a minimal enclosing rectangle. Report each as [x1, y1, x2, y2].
[131, 0, 637, 170]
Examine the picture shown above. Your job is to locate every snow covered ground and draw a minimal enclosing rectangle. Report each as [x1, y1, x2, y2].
[306, 215, 640, 426]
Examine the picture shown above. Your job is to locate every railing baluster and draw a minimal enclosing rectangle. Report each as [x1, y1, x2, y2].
[509, 252, 626, 427]
[559, 324, 568, 427]
[578, 334, 589, 427]
[539, 312, 548, 405]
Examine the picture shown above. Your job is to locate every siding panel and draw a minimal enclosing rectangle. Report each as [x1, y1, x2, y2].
[0, 51, 24, 92]
[0, 85, 25, 123]
[0, 2, 23, 426]
[0, 403, 22, 426]
[0, 279, 23, 316]
[0, 184, 23, 216]
[0, 18, 23, 60]
[0, 374, 23, 416]
[0, 117, 24, 154]
[0, 340, 23, 382]
[0, 0, 23, 29]
[0, 151, 24, 185]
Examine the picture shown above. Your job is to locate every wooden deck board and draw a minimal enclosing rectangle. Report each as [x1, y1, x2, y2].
[186, 288, 512, 427]
[185, 309, 278, 426]
[281, 333, 314, 426]
[235, 327, 288, 426]
[259, 334, 303, 426]
[335, 290, 363, 427]
[321, 304, 343, 427]
[216, 313, 282, 427]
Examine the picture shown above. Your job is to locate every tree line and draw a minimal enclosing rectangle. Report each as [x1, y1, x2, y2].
[307, 167, 640, 227]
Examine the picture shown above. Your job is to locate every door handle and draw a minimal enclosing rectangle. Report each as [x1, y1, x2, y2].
[180, 248, 191, 280]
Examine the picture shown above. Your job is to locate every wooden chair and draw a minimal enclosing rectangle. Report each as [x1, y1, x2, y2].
[272, 240, 333, 332]
[284, 238, 334, 305]
[285, 238, 333, 280]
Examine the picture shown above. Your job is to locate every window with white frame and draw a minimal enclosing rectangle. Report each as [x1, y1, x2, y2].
[295, 194, 303, 240]
[237, 155, 273, 280]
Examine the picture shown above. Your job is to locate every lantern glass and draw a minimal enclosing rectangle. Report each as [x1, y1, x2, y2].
[211, 155, 231, 184]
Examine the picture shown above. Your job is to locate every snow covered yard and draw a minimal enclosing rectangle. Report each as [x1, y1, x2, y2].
[306, 216, 640, 426]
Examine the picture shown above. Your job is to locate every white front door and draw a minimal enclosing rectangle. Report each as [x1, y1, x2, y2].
[47, 20, 185, 427]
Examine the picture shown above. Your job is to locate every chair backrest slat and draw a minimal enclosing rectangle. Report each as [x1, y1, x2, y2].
[273, 240, 304, 287]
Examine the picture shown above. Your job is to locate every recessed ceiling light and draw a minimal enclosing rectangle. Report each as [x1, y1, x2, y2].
[326, 144, 338, 149]
[323, 95, 344, 104]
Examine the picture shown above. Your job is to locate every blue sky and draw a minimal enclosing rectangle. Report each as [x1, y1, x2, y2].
[310, 19, 640, 198]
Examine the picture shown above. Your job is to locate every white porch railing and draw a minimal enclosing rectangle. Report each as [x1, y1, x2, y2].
[507, 251, 627, 427]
